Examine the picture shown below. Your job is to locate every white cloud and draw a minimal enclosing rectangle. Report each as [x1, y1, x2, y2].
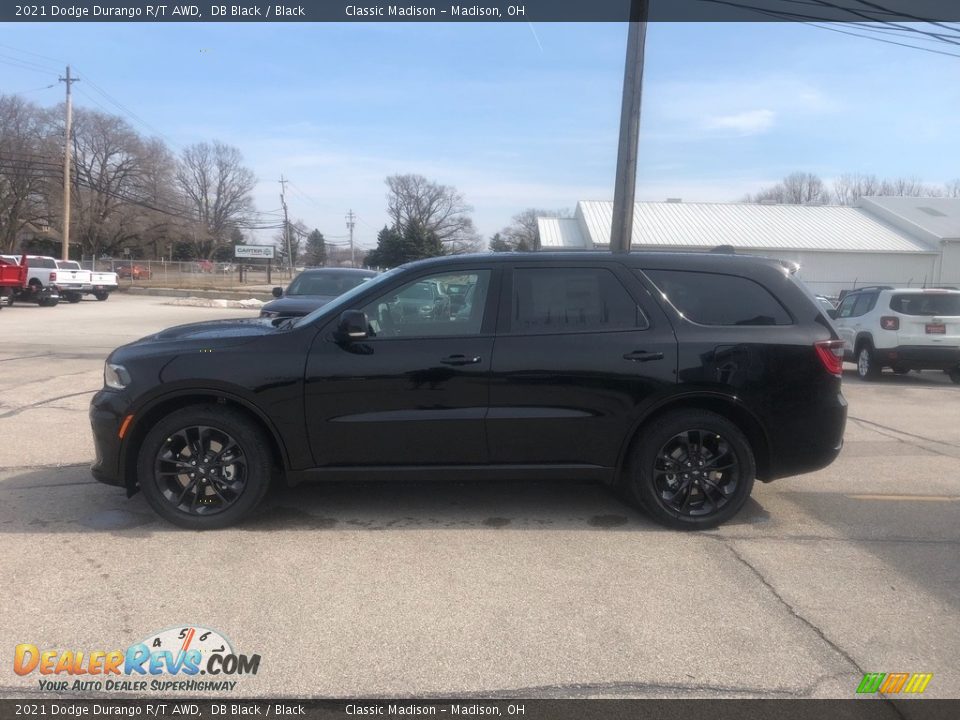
[703, 109, 776, 135]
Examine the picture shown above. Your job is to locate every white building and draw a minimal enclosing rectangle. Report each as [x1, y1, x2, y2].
[537, 198, 960, 297]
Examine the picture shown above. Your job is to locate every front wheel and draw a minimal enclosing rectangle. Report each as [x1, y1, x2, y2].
[64, 292, 82, 303]
[857, 346, 881, 381]
[626, 410, 756, 530]
[93, 291, 109, 301]
[137, 405, 274, 529]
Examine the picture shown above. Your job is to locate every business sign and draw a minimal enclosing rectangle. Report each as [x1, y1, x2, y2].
[234, 245, 275, 259]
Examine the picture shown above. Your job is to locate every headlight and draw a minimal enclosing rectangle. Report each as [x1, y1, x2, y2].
[104, 362, 131, 390]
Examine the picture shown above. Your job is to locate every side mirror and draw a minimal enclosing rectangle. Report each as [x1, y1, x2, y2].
[337, 309, 368, 340]
[272, 287, 283, 298]
[827, 308, 838, 320]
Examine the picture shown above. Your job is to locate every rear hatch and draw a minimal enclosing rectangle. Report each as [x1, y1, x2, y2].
[886, 291, 960, 346]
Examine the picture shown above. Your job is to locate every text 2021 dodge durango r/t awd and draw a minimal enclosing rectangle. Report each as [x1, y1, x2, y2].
[89, 252, 847, 530]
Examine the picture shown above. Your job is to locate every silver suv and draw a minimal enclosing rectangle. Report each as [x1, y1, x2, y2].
[833, 286, 960, 382]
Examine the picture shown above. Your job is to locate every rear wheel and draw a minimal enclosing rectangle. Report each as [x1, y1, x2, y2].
[856, 345, 881, 381]
[93, 291, 109, 301]
[38, 295, 59, 307]
[65, 292, 82, 303]
[137, 405, 274, 529]
[626, 410, 756, 530]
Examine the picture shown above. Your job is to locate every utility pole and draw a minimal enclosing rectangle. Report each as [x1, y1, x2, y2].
[346, 209, 356, 267]
[610, 0, 648, 254]
[279, 175, 294, 276]
[59, 66, 79, 262]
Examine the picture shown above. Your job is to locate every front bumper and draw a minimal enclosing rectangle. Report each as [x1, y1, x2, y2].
[89, 389, 128, 488]
[875, 345, 960, 370]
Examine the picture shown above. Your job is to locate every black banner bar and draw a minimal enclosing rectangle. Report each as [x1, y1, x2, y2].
[2, 699, 960, 720]
[3, 0, 960, 23]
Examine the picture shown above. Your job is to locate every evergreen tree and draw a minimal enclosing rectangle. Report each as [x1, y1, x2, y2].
[303, 229, 327, 267]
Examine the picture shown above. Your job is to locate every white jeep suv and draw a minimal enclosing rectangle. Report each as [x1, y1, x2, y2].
[832, 286, 960, 382]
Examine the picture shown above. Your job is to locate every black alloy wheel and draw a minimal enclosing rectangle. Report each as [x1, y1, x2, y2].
[154, 425, 248, 516]
[138, 405, 273, 529]
[653, 429, 740, 518]
[628, 410, 756, 529]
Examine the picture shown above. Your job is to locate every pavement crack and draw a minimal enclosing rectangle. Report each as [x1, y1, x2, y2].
[409, 680, 802, 699]
[0, 390, 95, 420]
[723, 541, 864, 674]
[849, 416, 960, 457]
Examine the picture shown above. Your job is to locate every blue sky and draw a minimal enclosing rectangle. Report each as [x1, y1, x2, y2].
[1, 21, 959, 248]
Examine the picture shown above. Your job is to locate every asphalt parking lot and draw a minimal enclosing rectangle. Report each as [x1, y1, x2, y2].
[1, 293, 958, 700]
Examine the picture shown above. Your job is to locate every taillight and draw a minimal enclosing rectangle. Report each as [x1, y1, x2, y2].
[814, 339, 844, 377]
[880, 316, 899, 331]
[49, 272, 56, 282]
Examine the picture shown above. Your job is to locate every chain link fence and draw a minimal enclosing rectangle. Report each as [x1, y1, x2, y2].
[78, 259, 300, 289]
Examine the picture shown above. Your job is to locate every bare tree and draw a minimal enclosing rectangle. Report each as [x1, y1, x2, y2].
[496, 208, 570, 251]
[879, 176, 943, 197]
[385, 173, 476, 247]
[176, 141, 256, 258]
[832, 173, 881, 205]
[946, 179, 960, 199]
[745, 172, 828, 205]
[0, 96, 56, 252]
[69, 108, 155, 257]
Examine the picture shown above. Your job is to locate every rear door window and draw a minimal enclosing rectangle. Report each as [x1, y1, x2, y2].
[642, 269, 791, 326]
[510, 267, 645, 333]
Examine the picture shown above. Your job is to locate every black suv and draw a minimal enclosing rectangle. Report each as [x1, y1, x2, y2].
[90, 252, 847, 530]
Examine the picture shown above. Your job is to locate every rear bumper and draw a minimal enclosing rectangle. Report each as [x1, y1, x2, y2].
[876, 344, 960, 369]
[765, 391, 847, 481]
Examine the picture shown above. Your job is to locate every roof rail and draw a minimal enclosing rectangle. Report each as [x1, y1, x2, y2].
[848, 285, 894, 293]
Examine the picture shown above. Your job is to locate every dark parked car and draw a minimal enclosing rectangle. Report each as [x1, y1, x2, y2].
[260, 267, 377, 318]
[90, 252, 847, 530]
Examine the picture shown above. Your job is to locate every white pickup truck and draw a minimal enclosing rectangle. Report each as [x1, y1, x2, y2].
[0, 254, 81, 306]
[56, 260, 118, 301]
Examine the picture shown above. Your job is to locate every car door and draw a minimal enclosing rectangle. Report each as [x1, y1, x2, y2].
[304, 267, 498, 467]
[486, 263, 678, 468]
[836, 292, 877, 354]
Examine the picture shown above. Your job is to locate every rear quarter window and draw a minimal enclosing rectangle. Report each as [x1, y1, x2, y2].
[642, 269, 792, 326]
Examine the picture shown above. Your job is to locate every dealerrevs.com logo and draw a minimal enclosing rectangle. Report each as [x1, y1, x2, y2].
[14, 626, 261, 693]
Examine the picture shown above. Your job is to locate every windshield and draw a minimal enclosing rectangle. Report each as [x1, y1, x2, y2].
[293, 267, 404, 328]
[287, 272, 372, 297]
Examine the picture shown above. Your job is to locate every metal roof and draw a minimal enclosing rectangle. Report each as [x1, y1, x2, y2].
[537, 217, 589, 248]
[858, 197, 960, 241]
[571, 201, 937, 254]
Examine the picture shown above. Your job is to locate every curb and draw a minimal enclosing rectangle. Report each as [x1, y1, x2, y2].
[121, 286, 274, 301]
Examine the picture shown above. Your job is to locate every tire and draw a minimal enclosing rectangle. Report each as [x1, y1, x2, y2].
[856, 345, 881, 381]
[948, 367, 960, 385]
[626, 410, 756, 530]
[38, 296, 59, 307]
[94, 291, 109, 301]
[65, 292, 82, 303]
[137, 405, 274, 529]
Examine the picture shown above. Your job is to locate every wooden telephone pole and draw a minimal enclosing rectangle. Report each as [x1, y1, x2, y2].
[59, 66, 78, 261]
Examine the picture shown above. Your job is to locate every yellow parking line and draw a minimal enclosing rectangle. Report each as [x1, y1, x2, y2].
[846, 494, 960, 502]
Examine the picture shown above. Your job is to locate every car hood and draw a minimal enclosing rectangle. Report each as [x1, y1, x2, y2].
[260, 295, 336, 316]
[149, 317, 280, 341]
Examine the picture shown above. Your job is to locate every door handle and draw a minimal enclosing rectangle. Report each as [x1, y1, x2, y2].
[623, 350, 664, 362]
[440, 354, 482, 366]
